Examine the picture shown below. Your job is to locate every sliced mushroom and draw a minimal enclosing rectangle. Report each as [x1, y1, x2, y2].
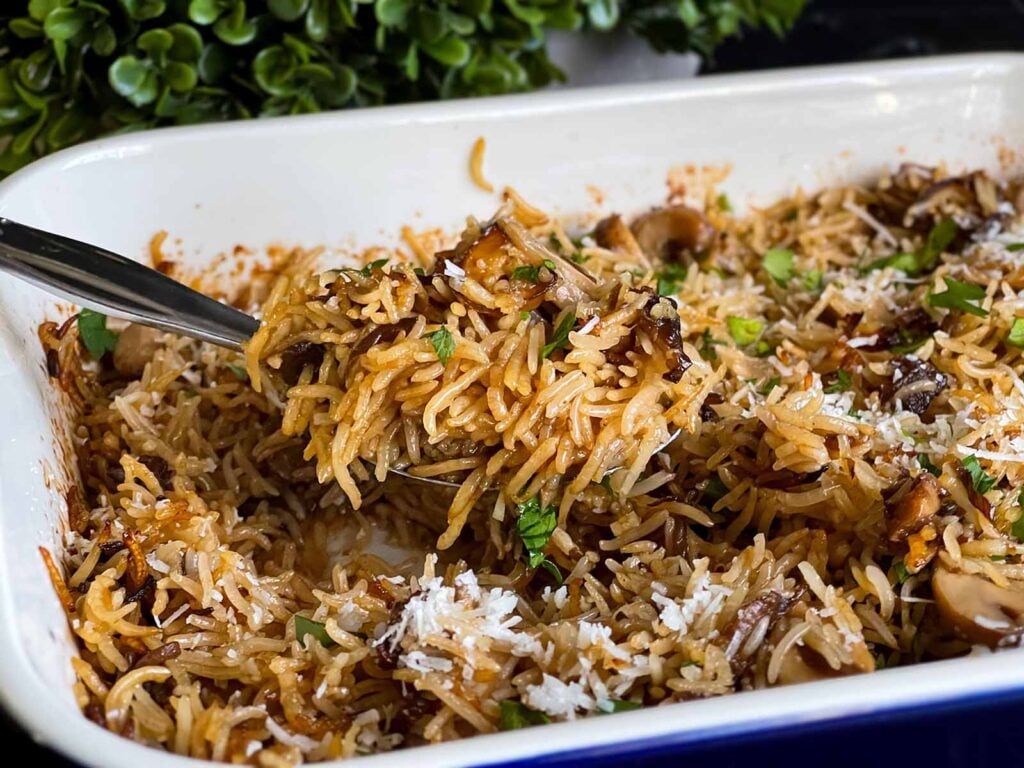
[775, 642, 874, 686]
[636, 294, 692, 382]
[594, 214, 649, 268]
[882, 357, 947, 416]
[497, 217, 602, 306]
[719, 590, 800, 673]
[630, 205, 714, 263]
[932, 568, 1024, 647]
[113, 324, 162, 377]
[887, 474, 940, 542]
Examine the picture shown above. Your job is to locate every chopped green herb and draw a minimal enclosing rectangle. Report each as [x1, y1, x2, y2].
[825, 369, 853, 394]
[182, 387, 198, 399]
[800, 269, 823, 292]
[1007, 318, 1024, 348]
[295, 615, 336, 648]
[656, 263, 688, 296]
[429, 327, 456, 366]
[542, 259, 556, 271]
[600, 475, 614, 492]
[359, 258, 388, 277]
[700, 328, 722, 361]
[77, 309, 118, 359]
[702, 476, 728, 506]
[890, 327, 931, 355]
[893, 560, 909, 585]
[519, 310, 531, 322]
[763, 248, 795, 286]
[537, 557, 563, 584]
[847, 407, 860, 419]
[226, 363, 248, 380]
[753, 339, 774, 357]
[413, 266, 426, 276]
[1007, 243, 1024, 252]
[569, 251, 591, 264]
[598, 699, 643, 714]
[920, 218, 958, 271]
[917, 454, 941, 477]
[516, 496, 557, 554]
[1012, 488, 1024, 542]
[990, 555, 1007, 562]
[862, 251, 919, 275]
[541, 313, 576, 359]
[511, 265, 540, 283]
[499, 700, 550, 730]
[727, 316, 764, 346]
[961, 455, 996, 494]
[928, 277, 988, 318]
[716, 193, 732, 213]
[760, 376, 781, 396]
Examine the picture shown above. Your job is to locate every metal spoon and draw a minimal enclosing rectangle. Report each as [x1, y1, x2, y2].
[0, 217, 680, 489]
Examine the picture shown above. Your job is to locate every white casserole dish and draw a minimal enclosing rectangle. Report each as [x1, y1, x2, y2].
[1, 52, 1023, 768]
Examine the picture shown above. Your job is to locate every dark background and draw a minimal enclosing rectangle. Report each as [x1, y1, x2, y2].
[11, 0, 1024, 765]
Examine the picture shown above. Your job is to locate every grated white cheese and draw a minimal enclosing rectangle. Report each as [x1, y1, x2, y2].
[523, 674, 595, 719]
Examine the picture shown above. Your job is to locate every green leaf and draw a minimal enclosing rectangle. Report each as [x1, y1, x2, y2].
[587, 0, 619, 30]
[892, 560, 909, 584]
[499, 700, 549, 730]
[77, 309, 118, 359]
[224, 363, 247, 380]
[375, 0, 411, 26]
[306, 0, 330, 41]
[699, 327, 721, 361]
[516, 495, 557, 555]
[598, 699, 642, 713]
[928, 277, 988, 318]
[759, 376, 780, 396]
[825, 369, 852, 394]
[189, 0, 227, 25]
[538, 557, 563, 584]
[961, 455, 996, 495]
[214, 4, 257, 46]
[269, 0, 311, 21]
[109, 56, 159, 107]
[92, 23, 117, 56]
[716, 192, 732, 212]
[253, 46, 297, 96]
[121, 0, 167, 21]
[702, 475, 728, 506]
[28, 0, 60, 23]
[800, 269, 823, 292]
[511, 264, 540, 283]
[429, 326, 455, 366]
[9, 18, 44, 39]
[294, 614, 336, 647]
[1007, 243, 1024, 252]
[541, 312, 575, 359]
[1007, 318, 1024, 348]
[917, 453, 941, 477]
[168, 24, 204, 63]
[421, 36, 471, 67]
[763, 248, 794, 285]
[862, 251, 919, 275]
[656, 263, 687, 296]
[358, 258, 388, 277]
[1012, 488, 1024, 542]
[726, 316, 763, 346]
[43, 8, 87, 41]
[164, 62, 198, 92]
[198, 43, 231, 83]
[138, 28, 175, 55]
[920, 218, 957, 271]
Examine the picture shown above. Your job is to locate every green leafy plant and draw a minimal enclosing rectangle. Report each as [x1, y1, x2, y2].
[0, 0, 806, 173]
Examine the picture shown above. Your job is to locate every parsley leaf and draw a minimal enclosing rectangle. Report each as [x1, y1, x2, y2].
[517, 496, 557, 554]
[359, 258, 388, 277]
[598, 699, 643, 714]
[541, 313, 575, 359]
[699, 328, 722, 361]
[295, 615, 336, 648]
[862, 251, 919, 275]
[1013, 488, 1024, 542]
[702, 476, 728, 506]
[1007, 318, 1024, 348]
[569, 251, 590, 264]
[429, 327, 456, 366]
[800, 269, 823, 292]
[727, 316, 764, 346]
[928, 277, 988, 317]
[893, 560, 909, 585]
[77, 309, 118, 359]
[920, 218, 958, 271]
[1007, 243, 1024, 252]
[499, 700, 550, 730]
[763, 248, 795, 285]
[226, 363, 248, 380]
[511, 265, 540, 283]
[519, 310, 530, 321]
[760, 376, 781, 395]
[538, 557, 563, 584]
[656, 263, 688, 296]
[716, 192, 732, 213]
[961, 455, 996, 494]
[917, 454, 941, 477]
[825, 369, 852, 394]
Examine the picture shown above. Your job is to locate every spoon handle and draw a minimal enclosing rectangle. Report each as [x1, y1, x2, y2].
[0, 217, 259, 350]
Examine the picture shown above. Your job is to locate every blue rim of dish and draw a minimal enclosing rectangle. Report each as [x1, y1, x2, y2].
[481, 682, 1024, 767]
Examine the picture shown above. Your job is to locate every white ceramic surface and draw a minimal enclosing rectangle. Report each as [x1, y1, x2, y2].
[1, 53, 1024, 768]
